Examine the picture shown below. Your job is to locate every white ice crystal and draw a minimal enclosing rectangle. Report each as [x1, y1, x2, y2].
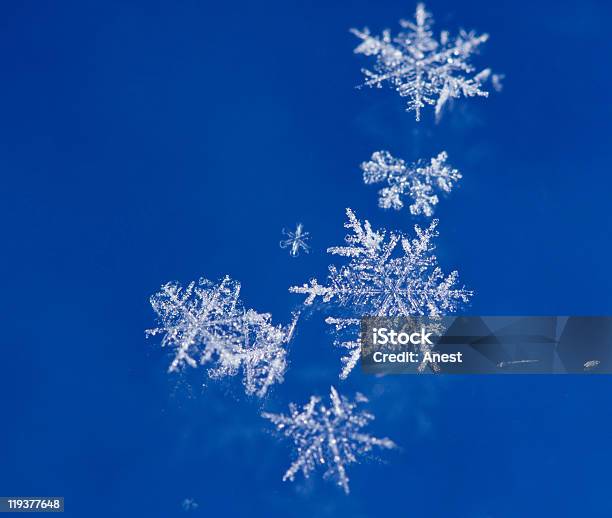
[147, 276, 298, 397]
[290, 209, 471, 377]
[361, 150, 461, 217]
[351, 3, 494, 120]
[262, 386, 395, 494]
[280, 223, 310, 257]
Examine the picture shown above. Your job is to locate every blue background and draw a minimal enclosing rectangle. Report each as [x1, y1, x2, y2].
[2, 0, 612, 516]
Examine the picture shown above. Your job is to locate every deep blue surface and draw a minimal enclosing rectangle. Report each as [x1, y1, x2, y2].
[2, 0, 612, 516]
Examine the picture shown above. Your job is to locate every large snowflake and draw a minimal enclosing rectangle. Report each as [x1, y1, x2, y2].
[290, 209, 471, 377]
[362, 150, 461, 217]
[290, 208, 471, 316]
[262, 386, 395, 494]
[147, 276, 298, 397]
[351, 3, 494, 120]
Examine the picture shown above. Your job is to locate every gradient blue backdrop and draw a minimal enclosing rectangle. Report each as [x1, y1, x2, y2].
[2, 0, 612, 516]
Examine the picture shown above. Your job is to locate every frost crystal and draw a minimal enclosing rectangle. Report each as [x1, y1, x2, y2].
[361, 150, 461, 217]
[280, 223, 310, 257]
[351, 3, 494, 120]
[262, 386, 395, 494]
[290, 209, 471, 377]
[147, 276, 298, 397]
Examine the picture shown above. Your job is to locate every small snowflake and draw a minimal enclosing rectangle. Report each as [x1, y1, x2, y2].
[351, 3, 496, 120]
[280, 223, 311, 257]
[491, 73, 504, 92]
[262, 386, 395, 494]
[181, 498, 199, 511]
[361, 150, 461, 217]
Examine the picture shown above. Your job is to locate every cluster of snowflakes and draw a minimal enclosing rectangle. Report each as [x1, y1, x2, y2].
[351, 2, 500, 121]
[147, 276, 298, 398]
[147, 2, 495, 496]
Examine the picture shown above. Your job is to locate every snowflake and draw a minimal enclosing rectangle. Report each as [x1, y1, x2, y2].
[280, 223, 310, 257]
[491, 73, 504, 92]
[290, 209, 471, 377]
[351, 3, 494, 121]
[361, 150, 461, 217]
[181, 498, 199, 511]
[147, 276, 299, 397]
[290, 208, 471, 316]
[262, 386, 395, 494]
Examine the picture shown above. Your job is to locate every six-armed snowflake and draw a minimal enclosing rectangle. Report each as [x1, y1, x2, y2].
[290, 208, 472, 377]
[280, 223, 311, 257]
[351, 3, 495, 120]
[361, 150, 461, 217]
[262, 386, 395, 494]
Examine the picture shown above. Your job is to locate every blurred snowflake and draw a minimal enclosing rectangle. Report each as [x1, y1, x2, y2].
[362, 150, 461, 217]
[290, 209, 471, 377]
[181, 498, 199, 511]
[280, 223, 310, 257]
[262, 386, 395, 494]
[351, 3, 496, 121]
[147, 276, 299, 397]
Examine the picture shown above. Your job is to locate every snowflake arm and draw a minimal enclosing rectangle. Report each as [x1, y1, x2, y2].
[263, 386, 395, 494]
[325, 317, 362, 380]
[352, 3, 495, 120]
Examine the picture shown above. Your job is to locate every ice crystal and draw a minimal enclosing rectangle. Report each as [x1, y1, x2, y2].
[290, 208, 471, 317]
[280, 223, 310, 257]
[361, 150, 461, 217]
[290, 209, 471, 377]
[351, 3, 494, 120]
[147, 276, 298, 397]
[491, 73, 504, 92]
[262, 386, 395, 494]
[181, 498, 199, 511]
